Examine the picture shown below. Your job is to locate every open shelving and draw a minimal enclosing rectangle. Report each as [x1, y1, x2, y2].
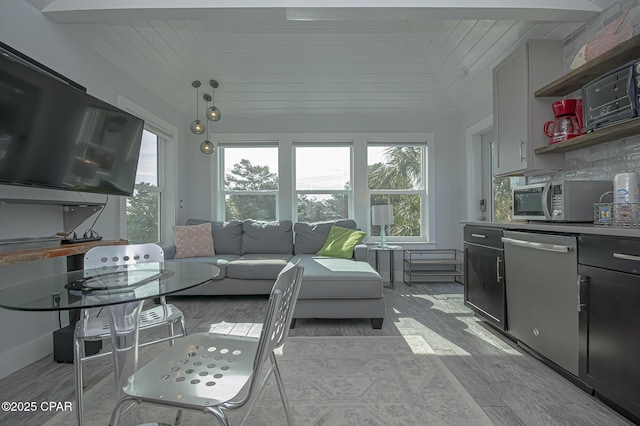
[535, 33, 640, 97]
[403, 249, 464, 286]
[533, 33, 640, 155]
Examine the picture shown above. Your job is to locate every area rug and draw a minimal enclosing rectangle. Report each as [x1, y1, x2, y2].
[45, 335, 492, 425]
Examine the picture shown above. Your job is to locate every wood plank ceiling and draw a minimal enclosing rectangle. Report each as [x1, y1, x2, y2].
[24, 1, 604, 122]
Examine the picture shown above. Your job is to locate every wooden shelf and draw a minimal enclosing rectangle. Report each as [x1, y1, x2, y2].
[534, 117, 640, 154]
[0, 239, 128, 266]
[535, 33, 640, 97]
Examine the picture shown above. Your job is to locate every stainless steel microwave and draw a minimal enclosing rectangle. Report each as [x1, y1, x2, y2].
[512, 180, 612, 222]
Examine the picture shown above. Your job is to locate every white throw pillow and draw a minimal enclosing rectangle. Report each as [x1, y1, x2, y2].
[173, 223, 215, 258]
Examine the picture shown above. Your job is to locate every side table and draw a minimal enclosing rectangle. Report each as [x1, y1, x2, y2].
[369, 245, 402, 289]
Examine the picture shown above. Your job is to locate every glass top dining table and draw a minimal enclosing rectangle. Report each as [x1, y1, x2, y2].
[0, 261, 219, 312]
[0, 261, 220, 426]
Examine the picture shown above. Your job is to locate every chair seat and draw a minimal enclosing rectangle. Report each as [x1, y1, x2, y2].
[123, 332, 259, 409]
[77, 304, 184, 340]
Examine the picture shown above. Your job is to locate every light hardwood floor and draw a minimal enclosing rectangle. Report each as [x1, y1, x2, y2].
[0, 282, 633, 425]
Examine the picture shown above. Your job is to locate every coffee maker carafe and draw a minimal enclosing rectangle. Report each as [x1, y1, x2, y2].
[543, 99, 584, 144]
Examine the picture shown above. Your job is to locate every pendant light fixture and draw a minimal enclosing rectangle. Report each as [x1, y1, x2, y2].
[200, 93, 214, 155]
[206, 79, 221, 122]
[189, 80, 205, 135]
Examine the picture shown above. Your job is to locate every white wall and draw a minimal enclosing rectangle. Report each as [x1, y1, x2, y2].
[0, 0, 187, 378]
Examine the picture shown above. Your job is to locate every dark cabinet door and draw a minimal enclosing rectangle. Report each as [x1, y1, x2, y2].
[464, 244, 505, 330]
[579, 265, 640, 421]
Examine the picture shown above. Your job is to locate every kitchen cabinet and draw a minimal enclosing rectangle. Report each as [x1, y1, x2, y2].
[493, 40, 565, 176]
[578, 235, 640, 423]
[463, 226, 506, 331]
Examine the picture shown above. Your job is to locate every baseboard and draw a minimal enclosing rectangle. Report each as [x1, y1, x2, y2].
[0, 333, 51, 380]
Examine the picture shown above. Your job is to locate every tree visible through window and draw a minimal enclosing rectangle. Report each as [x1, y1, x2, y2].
[222, 147, 279, 221]
[126, 130, 161, 243]
[368, 145, 426, 238]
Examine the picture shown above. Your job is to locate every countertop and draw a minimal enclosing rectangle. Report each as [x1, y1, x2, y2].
[461, 221, 640, 238]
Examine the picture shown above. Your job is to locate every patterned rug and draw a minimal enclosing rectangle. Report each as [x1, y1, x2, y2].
[45, 335, 492, 425]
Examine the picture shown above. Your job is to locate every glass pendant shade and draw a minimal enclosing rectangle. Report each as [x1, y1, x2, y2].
[200, 140, 214, 154]
[206, 106, 221, 121]
[190, 119, 205, 135]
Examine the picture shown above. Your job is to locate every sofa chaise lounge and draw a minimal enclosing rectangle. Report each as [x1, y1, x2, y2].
[162, 219, 385, 328]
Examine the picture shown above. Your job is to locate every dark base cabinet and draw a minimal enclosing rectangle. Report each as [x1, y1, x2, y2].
[578, 236, 640, 423]
[463, 226, 506, 331]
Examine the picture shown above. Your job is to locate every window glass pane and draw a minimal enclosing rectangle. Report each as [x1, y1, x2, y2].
[370, 195, 421, 237]
[127, 129, 160, 243]
[296, 147, 351, 190]
[225, 194, 276, 221]
[223, 147, 278, 191]
[297, 193, 349, 222]
[126, 187, 160, 243]
[493, 176, 525, 222]
[368, 146, 423, 190]
[135, 130, 158, 186]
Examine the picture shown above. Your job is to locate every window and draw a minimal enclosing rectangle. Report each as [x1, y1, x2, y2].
[126, 129, 162, 243]
[118, 96, 177, 245]
[491, 142, 525, 222]
[221, 146, 279, 221]
[368, 145, 427, 239]
[295, 145, 352, 222]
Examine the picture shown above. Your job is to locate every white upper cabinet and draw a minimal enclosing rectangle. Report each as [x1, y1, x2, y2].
[493, 40, 565, 176]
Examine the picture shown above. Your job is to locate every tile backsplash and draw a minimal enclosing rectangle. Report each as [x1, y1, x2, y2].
[530, 0, 640, 185]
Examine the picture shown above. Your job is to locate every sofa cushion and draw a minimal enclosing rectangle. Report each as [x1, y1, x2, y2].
[172, 222, 215, 258]
[317, 225, 366, 259]
[186, 219, 243, 255]
[226, 254, 293, 280]
[168, 254, 240, 280]
[292, 255, 382, 299]
[293, 219, 358, 255]
[241, 220, 293, 255]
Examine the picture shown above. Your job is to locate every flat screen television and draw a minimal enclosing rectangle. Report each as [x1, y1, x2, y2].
[0, 43, 144, 196]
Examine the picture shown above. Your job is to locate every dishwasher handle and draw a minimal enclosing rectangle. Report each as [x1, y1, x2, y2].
[501, 237, 571, 253]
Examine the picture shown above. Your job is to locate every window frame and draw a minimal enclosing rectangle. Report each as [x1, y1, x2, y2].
[208, 133, 433, 243]
[117, 96, 177, 243]
[293, 141, 354, 223]
[366, 139, 430, 243]
[216, 142, 280, 221]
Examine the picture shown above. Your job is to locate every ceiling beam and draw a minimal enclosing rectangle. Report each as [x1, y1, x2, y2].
[37, 0, 602, 23]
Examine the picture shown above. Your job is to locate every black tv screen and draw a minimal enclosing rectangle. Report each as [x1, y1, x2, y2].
[0, 45, 144, 196]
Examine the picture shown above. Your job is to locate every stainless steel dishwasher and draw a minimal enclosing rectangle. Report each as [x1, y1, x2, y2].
[502, 230, 579, 376]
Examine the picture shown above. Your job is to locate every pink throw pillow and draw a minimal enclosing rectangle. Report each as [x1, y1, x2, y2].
[173, 223, 215, 258]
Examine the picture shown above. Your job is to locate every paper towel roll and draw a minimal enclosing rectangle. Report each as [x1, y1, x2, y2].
[613, 172, 639, 203]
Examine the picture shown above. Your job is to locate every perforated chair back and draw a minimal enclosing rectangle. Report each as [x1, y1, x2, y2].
[109, 261, 304, 426]
[84, 243, 164, 270]
[222, 263, 304, 420]
[76, 243, 186, 426]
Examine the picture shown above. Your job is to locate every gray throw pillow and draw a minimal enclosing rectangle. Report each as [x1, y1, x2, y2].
[185, 219, 243, 255]
[293, 219, 358, 255]
[241, 220, 294, 254]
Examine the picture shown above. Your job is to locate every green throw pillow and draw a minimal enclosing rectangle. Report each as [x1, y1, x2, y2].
[317, 225, 366, 259]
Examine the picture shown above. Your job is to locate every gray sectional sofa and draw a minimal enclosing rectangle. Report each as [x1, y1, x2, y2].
[162, 219, 385, 328]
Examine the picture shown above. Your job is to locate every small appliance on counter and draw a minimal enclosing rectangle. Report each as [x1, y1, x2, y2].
[582, 61, 640, 132]
[594, 172, 640, 227]
[512, 180, 613, 222]
[543, 99, 584, 144]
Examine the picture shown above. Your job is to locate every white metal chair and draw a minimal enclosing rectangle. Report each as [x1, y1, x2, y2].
[109, 261, 304, 426]
[75, 243, 187, 426]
